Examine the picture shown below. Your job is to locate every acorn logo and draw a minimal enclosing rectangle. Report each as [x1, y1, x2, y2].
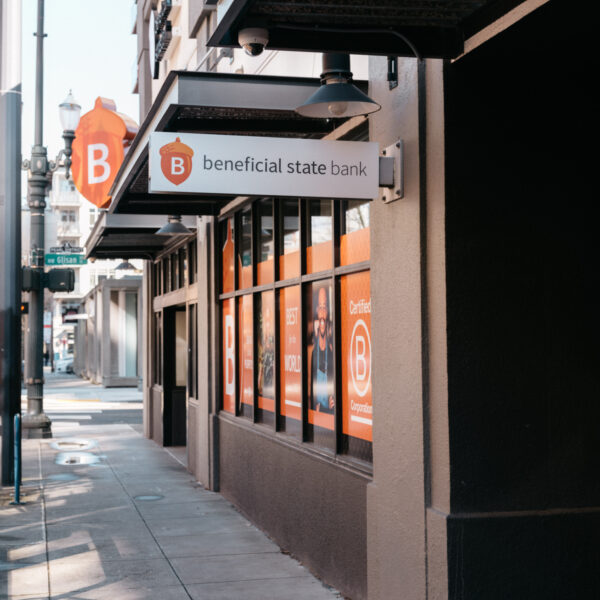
[160, 137, 194, 185]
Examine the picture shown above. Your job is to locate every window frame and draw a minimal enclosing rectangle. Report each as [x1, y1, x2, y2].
[217, 196, 372, 470]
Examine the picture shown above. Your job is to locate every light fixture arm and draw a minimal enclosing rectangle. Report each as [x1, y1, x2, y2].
[320, 53, 353, 84]
[276, 24, 422, 62]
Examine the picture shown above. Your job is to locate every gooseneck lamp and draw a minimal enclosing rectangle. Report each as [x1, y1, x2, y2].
[295, 53, 381, 119]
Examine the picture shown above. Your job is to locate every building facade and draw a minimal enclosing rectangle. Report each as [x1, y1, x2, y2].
[73, 276, 143, 387]
[86, 1, 598, 598]
[20, 168, 143, 375]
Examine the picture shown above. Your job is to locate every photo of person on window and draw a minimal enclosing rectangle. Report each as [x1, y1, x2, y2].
[258, 300, 274, 400]
[309, 284, 335, 414]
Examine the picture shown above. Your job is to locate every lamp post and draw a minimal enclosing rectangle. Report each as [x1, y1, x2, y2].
[21, 0, 81, 438]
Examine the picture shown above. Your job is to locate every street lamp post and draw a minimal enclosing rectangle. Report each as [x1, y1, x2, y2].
[21, 0, 81, 438]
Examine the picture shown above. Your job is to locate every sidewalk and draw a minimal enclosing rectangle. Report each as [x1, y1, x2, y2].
[1, 377, 341, 599]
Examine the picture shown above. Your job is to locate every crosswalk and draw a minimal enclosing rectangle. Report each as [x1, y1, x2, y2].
[19, 396, 143, 428]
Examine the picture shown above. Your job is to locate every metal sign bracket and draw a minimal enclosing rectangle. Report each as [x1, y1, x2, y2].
[379, 140, 404, 203]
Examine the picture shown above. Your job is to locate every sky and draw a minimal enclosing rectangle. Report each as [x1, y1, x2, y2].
[21, 0, 139, 188]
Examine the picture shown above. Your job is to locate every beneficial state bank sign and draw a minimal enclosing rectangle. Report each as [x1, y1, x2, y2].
[149, 132, 379, 200]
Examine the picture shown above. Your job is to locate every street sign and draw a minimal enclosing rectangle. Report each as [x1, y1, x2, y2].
[149, 132, 379, 200]
[49, 245, 84, 253]
[45, 254, 87, 266]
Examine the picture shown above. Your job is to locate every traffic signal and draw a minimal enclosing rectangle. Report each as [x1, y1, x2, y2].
[21, 302, 28, 314]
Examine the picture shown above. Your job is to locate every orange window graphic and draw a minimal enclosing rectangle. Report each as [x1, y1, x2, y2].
[307, 281, 335, 431]
[306, 200, 333, 274]
[238, 211, 252, 289]
[238, 295, 253, 410]
[222, 298, 235, 414]
[279, 286, 302, 422]
[257, 200, 274, 285]
[340, 227, 370, 266]
[257, 291, 275, 413]
[341, 202, 370, 265]
[341, 271, 372, 442]
[222, 218, 234, 294]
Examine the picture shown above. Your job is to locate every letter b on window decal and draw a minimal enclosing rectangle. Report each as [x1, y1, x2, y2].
[225, 314, 235, 397]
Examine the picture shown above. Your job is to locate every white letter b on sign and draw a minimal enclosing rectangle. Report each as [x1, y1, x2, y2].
[171, 157, 185, 175]
[88, 143, 110, 184]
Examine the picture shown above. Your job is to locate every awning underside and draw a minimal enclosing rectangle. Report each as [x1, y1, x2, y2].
[208, 0, 530, 59]
[85, 214, 196, 260]
[110, 71, 350, 216]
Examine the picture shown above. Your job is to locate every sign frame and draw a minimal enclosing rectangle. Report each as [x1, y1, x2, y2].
[149, 132, 379, 201]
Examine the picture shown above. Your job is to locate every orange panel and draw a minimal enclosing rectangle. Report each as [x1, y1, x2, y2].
[279, 251, 300, 280]
[340, 227, 370, 266]
[221, 298, 235, 414]
[279, 286, 302, 422]
[341, 271, 372, 442]
[306, 240, 333, 274]
[238, 295, 253, 408]
[257, 257, 274, 285]
[222, 219, 234, 294]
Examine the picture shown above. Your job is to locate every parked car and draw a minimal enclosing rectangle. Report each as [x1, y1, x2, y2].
[55, 355, 74, 374]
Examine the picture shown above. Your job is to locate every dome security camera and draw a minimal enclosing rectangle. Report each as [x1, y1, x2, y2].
[238, 28, 268, 56]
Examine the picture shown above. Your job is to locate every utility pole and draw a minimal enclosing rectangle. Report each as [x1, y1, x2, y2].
[21, 0, 79, 438]
[22, 0, 52, 437]
[0, 0, 23, 484]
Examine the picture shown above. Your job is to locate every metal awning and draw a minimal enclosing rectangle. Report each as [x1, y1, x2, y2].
[85, 213, 196, 260]
[208, 0, 530, 59]
[108, 70, 361, 216]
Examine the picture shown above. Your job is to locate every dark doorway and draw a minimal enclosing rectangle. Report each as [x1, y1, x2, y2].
[163, 306, 187, 446]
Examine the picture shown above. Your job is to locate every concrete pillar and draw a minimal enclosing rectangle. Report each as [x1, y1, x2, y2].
[366, 55, 427, 600]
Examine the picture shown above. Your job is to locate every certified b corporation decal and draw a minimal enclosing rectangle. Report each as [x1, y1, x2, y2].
[160, 137, 194, 185]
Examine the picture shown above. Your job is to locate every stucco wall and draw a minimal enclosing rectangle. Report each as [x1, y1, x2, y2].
[366, 55, 427, 600]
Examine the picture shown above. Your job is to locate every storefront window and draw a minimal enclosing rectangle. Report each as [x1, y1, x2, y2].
[257, 290, 275, 424]
[307, 199, 333, 273]
[340, 271, 373, 461]
[257, 199, 274, 285]
[237, 209, 252, 289]
[306, 280, 335, 449]
[179, 246, 188, 288]
[279, 199, 300, 280]
[153, 262, 162, 296]
[188, 240, 197, 285]
[188, 304, 198, 399]
[220, 197, 372, 464]
[153, 311, 162, 386]
[341, 201, 370, 265]
[238, 294, 253, 418]
[279, 285, 302, 436]
[221, 218, 234, 294]
[175, 310, 187, 387]
[163, 256, 170, 293]
[171, 253, 179, 290]
[222, 298, 235, 414]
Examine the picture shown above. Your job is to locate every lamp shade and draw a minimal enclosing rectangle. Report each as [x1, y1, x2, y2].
[115, 259, 136, 271]
[156, 215, 192, 236]
[295, 81, 381, 119]
[59, 90, 81, 132]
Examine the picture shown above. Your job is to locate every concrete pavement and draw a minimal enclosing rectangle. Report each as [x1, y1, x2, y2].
[1, 374, 341, 599]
